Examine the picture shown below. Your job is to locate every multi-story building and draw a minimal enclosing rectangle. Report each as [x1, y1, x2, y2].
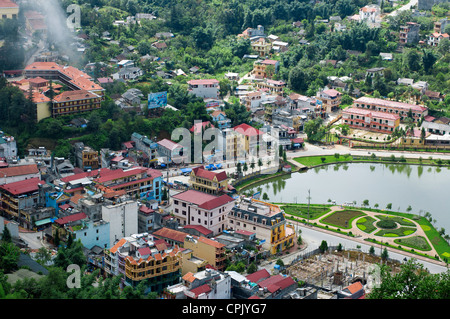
[353, 97, 428, 122]
[189, 166, 229, 195]
[156, 138, 187, 164]
[434, 18, 449, 34]
[184, 235, 227, 271]
[187, 79, 220, 99]
[427, 32, 449, 47]
[104, 233, 183, 292]
[252, 59, 279, 79]
[223, 128, 246, 161]
[251, 37, 272, 57]
[400, 22, 420, 44]
[256, 79, 286, 95]
[94, 166, 163, 202]
[101, 200, 139, 248]
[0, 131, 17, 160]
[232, 123, 264, 157]
[239, 25, 265, 39]
[0, 164, 41, 186]
[0, 0, 18, 19]
[52, 90, 102, 118]
[318, 89, 342, 113]
[227, 198, 295, 255]
[342, 107, 400, 134]
[0, 177, 45, 225]
[210, 110, 231, 130]
[171, 189, 235, 235]
[74, 142, 100, 171]
[131, 132, 158, 164]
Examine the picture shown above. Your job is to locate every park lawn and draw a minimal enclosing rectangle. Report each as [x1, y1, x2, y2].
[394, 236, 432, 252]
[418, 217, 450, 260]
[375, 215, 416, 227]
[356, 216, 378, 234]
[293, 155, 353, 167]
[374, 227, 417, 237]
[320, 209, 365, 229]
[281, 204, 331, 220]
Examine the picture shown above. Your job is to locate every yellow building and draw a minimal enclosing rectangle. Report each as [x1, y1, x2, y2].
[189, 165, 229, 195]
[32, 92, 51, 122]
[228, 198, 295, 255]
[183, 235, 227, 271]
[0, 0, 19, 19]
[251, 37, 272, 57]
[252, 59, 279, 79]
[180, 249, 208, 276]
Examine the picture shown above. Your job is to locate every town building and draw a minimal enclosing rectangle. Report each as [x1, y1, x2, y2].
[0, 164, 40, 185]
[101, 200, 139, 247]
[0, 131, 17, 161]
[0, 177, 45, 226]
[400, 22, 420, 44]
[252, 59, 280, 79]
[187, 79, 220, 99]
[184, 235, 227, 271]
[238, 25, 265, 39]
[342, 107, 400, 134]
[0, 0, 19, 19]
[227, 198, 295, 255]
[427, 32, 449, 46]
[434, 17, 449, 33]
[171, 189, 235, 235]
[104, 233, 183, 293]
[210, 110, 231, 130]
[251, 37, 272, 57]
[74, 142, 100, 171]
[232, 123, 264, 157]
[156, 138, 187, 164]
[353, 97, 428, 122]
[131, 132, 158, 165]
[189, 166, 229, 195]
[318, 89, 342, 113]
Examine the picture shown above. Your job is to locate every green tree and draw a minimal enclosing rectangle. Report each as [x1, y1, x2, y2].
[319, 240, 328, 253]
[0, 241, 20, 273]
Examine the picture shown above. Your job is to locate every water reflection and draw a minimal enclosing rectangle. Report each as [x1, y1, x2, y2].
[244, 163, 450, 231]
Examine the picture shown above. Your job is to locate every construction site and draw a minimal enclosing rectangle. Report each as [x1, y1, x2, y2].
[285, 249, 403, 293]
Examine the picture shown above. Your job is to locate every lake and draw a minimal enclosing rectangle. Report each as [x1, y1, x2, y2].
[244, 163, 450, 232]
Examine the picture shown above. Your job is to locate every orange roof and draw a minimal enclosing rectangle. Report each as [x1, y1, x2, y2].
[110, 238, 127, 253]
[53, 90, 99, 103]
[182, 272, 197, 283]
[346, 281, 363, 294]
[0, 164, 39, 177]
[0, 0, 19, 8]
[198, 236, 225, 249]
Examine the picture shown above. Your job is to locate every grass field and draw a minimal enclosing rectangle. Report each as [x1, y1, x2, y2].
[394, 236, 432, 251]
[281, 204, 331, 220]
[356, 216, 378, 234]
[320, 209, 366, 229]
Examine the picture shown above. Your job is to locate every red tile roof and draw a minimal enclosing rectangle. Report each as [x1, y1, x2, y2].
[189, 121, 214, 134]
[355, 97, 427, 112]
[0, 177, 44, 196]
[192, 166, 228, 182]
[187, 79, 219, 85]
[53, 90, 99, 103]
[246, 269, 270, 283]
[172, 189, 234, 210]
[54, 212, 87, 225]
[157, 139, 182, 151]
[0, 164, 39, 177]
[0, 0, 18, 8]
[189, 284, 211, 297]
[198, 236, 225, 249]
[343, 107, 400, 121]
[153, 227, 187, 243]
[233, 123, 264, 137]
[183, 224, 213, 236]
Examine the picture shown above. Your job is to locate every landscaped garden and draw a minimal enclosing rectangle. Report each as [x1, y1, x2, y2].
[280, 203, 331, 220]
[356, 216, 378, 234]
[319, 209, 366, 229]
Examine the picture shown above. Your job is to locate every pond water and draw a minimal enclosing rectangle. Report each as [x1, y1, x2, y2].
[244, 163, 450, 232]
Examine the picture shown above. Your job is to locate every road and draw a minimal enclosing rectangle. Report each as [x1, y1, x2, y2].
[387, 0, 418, 17]
[259, 224, 449, 275]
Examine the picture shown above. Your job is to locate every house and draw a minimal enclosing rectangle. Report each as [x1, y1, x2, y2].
[238, 25, 265, 39]
[427, 32, 449, 46]
[359, 4, 381, 28]
[122, 88, 144, 106]
[379, 52, 393, 61]
[131, 132, 159, 164]
[251, 274, 297, 299]
[224, 72, 239, 81]
[365, 67, 385, 78]
[171, 189, 235, 235]
[152, 41, 167, 50]
[251, 36, 272, 57]
[337, 281, 365, 299]
[187, 79, 220, 99]
[400, 22, 420, 44]
[189, 121, 214, 134]
[227, 198, 296, 255]
[0, 0, 19, 19]
[434, 17, 449, 33]
[0, 132, 17, 160]
[157, 139, 187, 164]
[112, 67, 143, 81]
[252, 59, 280, 79]
[74, 142, 99, 171]
[318, 89, 342, 113]
[189, 165, 229, 195]
[210, 110, 231, 129]
[424, 90, 444, 102]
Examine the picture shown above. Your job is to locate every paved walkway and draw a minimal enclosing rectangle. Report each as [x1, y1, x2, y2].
[285, 205, 446, 267]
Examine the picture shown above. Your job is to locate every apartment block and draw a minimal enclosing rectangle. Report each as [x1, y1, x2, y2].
[400, 22, 420, 44]
[184, 235, 227, 271]
[318, 89, 342, 113]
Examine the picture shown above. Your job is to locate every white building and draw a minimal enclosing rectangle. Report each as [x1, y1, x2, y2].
[101, 200, 138, 247]
[171, 189, 235, 235]
[187, 79, 220, 99]
[0, 132, 17, 160]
